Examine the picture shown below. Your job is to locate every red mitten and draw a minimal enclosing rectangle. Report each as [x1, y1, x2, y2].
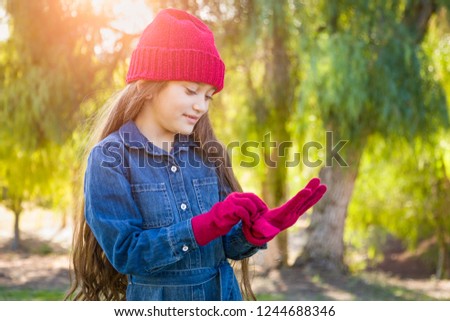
[242, 216, 281, 246]
[238, 178, 327, 246]
[229, 193, 279, 246]
[265, 178, 326, 230]
[191, 192, 265, 246]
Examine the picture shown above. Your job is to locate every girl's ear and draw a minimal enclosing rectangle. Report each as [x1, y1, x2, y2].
[136, 80, 153, 100]
[136, 80, 144, 92]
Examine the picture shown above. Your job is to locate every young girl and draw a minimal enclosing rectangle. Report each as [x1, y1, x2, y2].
[67, 8, 326, 301]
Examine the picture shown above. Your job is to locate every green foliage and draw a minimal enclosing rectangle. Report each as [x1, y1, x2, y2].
[0, 0, 115, 242]
[2, 0, 105, 146]
[298, 0, 449, 142]
[344, 8, 450, 271]
[295, 0, 450, 272]
[299, 32, 370, 138]
[346, 133, 450, 270]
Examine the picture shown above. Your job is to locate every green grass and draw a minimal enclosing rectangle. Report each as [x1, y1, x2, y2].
[253, 271, 447, 301]
[0, 287, 66, 301]
[1, 275, 448, 301]
[343, 274, 437, 301]
[256, 293, 286, 300]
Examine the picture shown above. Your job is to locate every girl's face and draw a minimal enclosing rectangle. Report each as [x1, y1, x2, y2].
[136, 81, 215, 143]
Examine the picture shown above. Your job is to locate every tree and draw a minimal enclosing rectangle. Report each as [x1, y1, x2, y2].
[294, 0, 450, 272]
[0, 0, 110, 249]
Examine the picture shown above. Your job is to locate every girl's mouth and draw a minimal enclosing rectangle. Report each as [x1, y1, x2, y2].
[183, 114, 199, 123]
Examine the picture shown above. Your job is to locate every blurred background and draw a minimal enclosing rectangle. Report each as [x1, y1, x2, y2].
[0, 0, 449, 300]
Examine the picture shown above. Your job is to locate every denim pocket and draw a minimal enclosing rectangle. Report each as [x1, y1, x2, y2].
[126, 273, 220, 301]
[131, 183, 174, 228]
[192, 176, 220, 213]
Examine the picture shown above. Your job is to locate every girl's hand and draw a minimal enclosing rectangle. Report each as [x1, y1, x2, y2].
[191, 192, 267, 246]
[238, 178, 327, 246]
[266, 178, 327, 230]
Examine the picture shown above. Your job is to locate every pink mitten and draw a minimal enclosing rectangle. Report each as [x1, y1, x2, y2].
[264, 178, 327, 230]
[191, 192, 265, 246]
[240, 178, 327, 246]
[264, 178, 327, 231]
[242, 216, 281, 246]
[229, 193, 279, 246]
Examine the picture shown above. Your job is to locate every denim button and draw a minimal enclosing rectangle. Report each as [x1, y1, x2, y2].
[182, 245, 189, 252]
[171, 166, 177, 173]
[180, 203, 187, 210]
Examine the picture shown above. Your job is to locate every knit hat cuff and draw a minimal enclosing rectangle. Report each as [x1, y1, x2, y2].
[126, 47, 225, 93]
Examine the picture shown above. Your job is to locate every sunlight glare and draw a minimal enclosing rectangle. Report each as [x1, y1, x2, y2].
[91, 0, 154, 34]
[0, 7, 9, 41]
[112, 0, 153, 34]
[91, 0, 154, 55]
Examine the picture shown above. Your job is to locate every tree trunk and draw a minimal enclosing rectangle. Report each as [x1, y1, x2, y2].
[436, 240, 448, 279]
[267, 0, 295, 268]
[261, 145, 289, 270]
[433, 167, 450, 279]
[10, 198, 23, 251]
[294, 147, 363, 272]
[261, 176, 282, 271]
[12, 209, 21, 251]
[271, 146, 289, 266]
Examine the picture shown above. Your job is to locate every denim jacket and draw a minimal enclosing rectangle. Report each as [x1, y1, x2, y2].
[84, 120, 266, 301]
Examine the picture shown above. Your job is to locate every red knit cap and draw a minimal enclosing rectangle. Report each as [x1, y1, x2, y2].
[126, 8, 225, 93]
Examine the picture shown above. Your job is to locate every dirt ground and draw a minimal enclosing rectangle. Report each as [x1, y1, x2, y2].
[1, 244, 450, 301]
[1, 206, 450, 301]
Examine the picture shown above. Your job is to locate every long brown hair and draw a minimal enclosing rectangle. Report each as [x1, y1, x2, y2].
[66, 80, 256, 300]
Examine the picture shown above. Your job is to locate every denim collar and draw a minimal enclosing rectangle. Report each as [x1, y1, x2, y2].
[118, 120, 199, 156]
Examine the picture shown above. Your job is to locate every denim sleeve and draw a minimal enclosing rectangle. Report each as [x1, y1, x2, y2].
[84, 146, 199, 275]
[223, 221, 267, 260]
[217, 178, 267, 260]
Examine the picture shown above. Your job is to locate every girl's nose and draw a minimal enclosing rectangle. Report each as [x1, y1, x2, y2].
[193, 102, 207, 113]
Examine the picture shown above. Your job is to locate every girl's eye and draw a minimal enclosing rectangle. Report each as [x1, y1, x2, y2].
[186, 87, 213, 101]
[186, 88, 197, 95]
